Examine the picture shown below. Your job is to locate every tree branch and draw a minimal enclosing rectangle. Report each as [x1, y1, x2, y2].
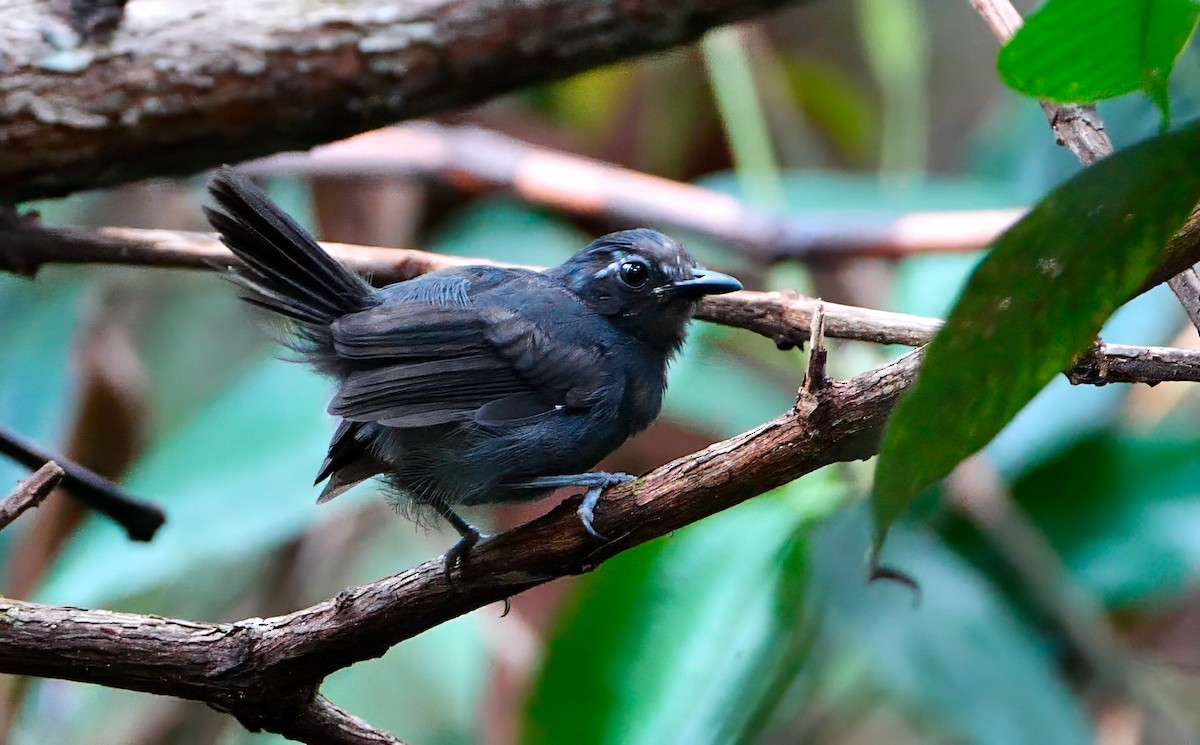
[248, 123, 1026, 260]
[0, 424, 165, 541]
[2, 221, 1199, 385]
[0, 0, 808, 203]
[4, 200, 1200, 741]
[0, 349, 917, 738]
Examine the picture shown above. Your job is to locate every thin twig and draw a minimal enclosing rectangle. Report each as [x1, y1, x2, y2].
[4, 222, 1200, 386]
[1168, 269, 1200, 335]
[0, 425, 164, 541]
[0, 462, 64, 532]
[969, 0, 1113, 166]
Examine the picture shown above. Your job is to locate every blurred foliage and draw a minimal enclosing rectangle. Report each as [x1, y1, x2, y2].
[0, 272, 84, 562]
[5, 2, 1200, 745]
[856, 0, 930, 174]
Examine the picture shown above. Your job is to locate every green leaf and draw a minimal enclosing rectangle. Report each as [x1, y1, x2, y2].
[998, 0, 1200, 125]
[524, 473, 843, 745]
[873, 123, 1200, 554]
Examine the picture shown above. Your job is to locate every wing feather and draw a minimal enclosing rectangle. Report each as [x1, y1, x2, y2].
[327, 272, 609, 427]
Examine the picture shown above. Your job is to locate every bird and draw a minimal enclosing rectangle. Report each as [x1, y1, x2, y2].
[203, 166, 742, 569]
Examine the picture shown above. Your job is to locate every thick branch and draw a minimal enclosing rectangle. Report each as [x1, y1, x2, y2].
[0, 350, 917, 719]
[0, 0, 805, 203]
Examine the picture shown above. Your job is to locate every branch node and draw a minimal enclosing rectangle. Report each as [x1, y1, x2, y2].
[802, 301, 828, 394]
[1066, 339, 1110, 386]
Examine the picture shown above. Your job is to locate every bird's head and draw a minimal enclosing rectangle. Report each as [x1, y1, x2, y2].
[551, 229, 742, 355]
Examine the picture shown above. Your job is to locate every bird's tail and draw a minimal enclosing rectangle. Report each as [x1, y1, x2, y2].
[204, 166, 379, 370]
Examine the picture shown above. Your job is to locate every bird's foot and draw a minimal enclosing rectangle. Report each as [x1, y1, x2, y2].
[506, 471, 636, 541]
[577, 473, 635, 541]
[443, 526, 487, 578]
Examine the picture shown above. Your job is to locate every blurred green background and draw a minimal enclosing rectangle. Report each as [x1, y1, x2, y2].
[5, 1, 1200, 743]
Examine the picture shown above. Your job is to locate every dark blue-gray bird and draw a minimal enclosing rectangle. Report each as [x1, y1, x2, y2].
[204, 167, 741, 567]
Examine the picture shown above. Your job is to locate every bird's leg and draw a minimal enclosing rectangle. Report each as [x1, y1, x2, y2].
[507, 472, 635, 540]
[435, 500, 486, 576]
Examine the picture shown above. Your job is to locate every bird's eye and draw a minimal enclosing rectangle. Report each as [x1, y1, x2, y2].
[618, 261, 650, 288]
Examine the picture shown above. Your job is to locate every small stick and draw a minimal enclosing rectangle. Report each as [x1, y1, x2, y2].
[0, 462, 64, 532]
[1168, 269, 1200, 334]
[0, 426, 165, 541]
[803, 301, 828, 394]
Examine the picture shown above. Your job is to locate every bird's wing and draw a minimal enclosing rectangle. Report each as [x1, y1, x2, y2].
[327, 272, 608, 428]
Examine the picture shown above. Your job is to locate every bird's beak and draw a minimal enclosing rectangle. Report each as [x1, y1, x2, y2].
[669, 269, 742, 298]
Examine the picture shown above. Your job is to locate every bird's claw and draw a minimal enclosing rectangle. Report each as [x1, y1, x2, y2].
[443, 528, 487, 578]
[577, 473, 634, 541]
[578, 494, 606, 540]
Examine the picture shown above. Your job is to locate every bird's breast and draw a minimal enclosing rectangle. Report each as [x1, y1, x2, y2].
[616, 359, 668, 437]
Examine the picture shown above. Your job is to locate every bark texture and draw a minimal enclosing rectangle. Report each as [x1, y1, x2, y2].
[0, 0, 802, 203]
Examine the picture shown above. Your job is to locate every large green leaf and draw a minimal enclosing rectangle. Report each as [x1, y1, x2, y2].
[873, 123, 1200, 554]
[998, 0, 1200, 123]
[892, 255, 1186, 477]
[524, 472, 843, 745]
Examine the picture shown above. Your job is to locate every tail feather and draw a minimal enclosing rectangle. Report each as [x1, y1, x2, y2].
[204, 166, 378, 328]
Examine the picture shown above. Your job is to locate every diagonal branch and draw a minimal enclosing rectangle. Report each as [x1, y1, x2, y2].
[0, 424, 164, 541]
[0, 0, 811, 203]
[0, 349, 918, 737]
